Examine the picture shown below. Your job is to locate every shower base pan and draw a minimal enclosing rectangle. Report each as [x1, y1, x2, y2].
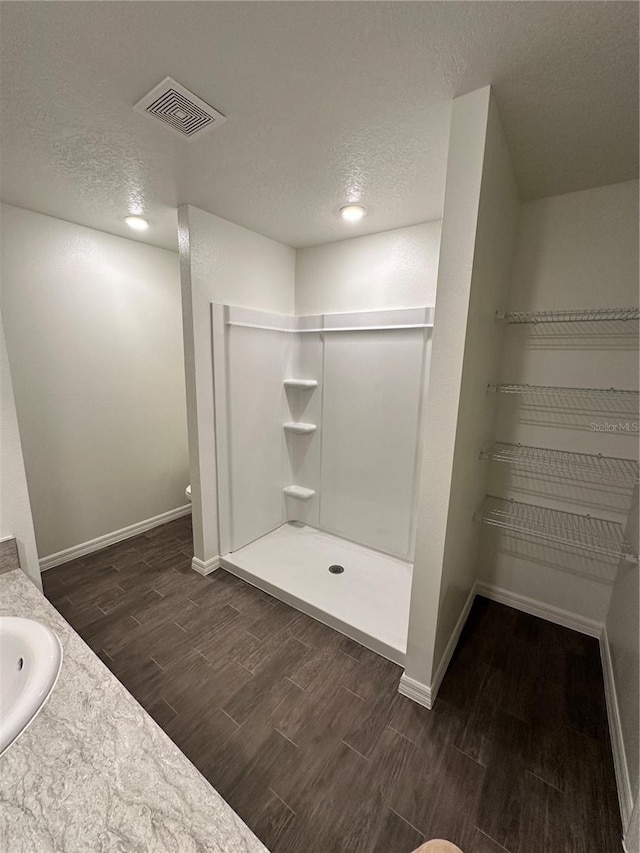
[220, 522, 412, 665]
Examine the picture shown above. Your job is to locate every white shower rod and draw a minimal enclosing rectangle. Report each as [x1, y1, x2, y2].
[225, 321, 433, 333]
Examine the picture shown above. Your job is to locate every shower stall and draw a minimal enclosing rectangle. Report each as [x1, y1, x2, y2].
[212, 303, 433, 664]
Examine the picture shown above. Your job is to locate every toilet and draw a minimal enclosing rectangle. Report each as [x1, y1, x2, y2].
[185, 484, 192, 502]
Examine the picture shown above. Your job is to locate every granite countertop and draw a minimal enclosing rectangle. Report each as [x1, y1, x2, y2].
[0, 568, 270, 853]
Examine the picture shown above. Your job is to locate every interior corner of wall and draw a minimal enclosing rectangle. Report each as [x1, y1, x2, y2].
[177, 205, 192, 264]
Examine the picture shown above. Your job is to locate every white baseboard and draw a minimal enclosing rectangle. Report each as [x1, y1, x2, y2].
[601, 625, 634, 830]
[39, 505, 192, 571]
[475, 581, 603, 638]
[398, 673, 433, 710]
[191, 555, 221, 576]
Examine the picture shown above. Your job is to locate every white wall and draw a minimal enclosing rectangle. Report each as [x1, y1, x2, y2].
[501, 181, 638, 313]
[178, 205, 295, 566]
[0, 204, 188, 558]
[480, 180, 639, 624]
[295, 222, 441, 316]
[0, 310, 41, 589]
[432, 94, 521, 669]
[404, 87, 520, 693]
[606, 487, 639, 840]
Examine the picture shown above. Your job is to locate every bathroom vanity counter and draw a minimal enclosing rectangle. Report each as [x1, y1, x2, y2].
[0, 569, 269, 853]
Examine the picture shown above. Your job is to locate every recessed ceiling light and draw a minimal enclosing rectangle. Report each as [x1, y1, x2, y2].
[125, 215, 149, 231]
[340, 204, 366, 223]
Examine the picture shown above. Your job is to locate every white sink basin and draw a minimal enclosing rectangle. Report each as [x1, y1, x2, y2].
[0, 617, 62, 755]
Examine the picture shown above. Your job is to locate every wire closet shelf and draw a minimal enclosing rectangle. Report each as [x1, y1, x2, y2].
[476, 496, 637, 562]
[480, 442, 639, 485]
[487, 384, 639, 399]
[495, 307, 640, 324]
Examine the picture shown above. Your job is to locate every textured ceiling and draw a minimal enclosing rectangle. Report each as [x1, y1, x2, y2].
[0, 2, 637, 251]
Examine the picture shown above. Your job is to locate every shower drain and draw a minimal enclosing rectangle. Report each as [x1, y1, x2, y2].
[328, 565, 345, 574]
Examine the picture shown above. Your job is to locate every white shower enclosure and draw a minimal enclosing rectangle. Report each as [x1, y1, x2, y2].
[212, 303, 433, 663]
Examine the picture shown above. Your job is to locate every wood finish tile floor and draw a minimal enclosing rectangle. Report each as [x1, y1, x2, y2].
[43, 516, 622, 853]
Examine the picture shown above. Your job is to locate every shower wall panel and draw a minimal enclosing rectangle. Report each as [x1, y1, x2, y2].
[213, 306, 293, 553]
[320, 327, 426, 560]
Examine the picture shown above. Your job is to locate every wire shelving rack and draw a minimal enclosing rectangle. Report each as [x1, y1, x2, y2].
[480, 442, 639, 485]
[476, 496, 637, 562]
[487, 384, 639, 399]
[495, 307, 640, 324]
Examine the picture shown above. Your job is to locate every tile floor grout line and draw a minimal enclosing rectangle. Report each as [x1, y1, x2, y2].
[274, 728, 299, 749]
[386, 724, 416, 745]
[219, 706, 244, 727]
[526, 768, 564, 795]
[342, 685, 367, 702]
[161, 697, 179, 716]
[340, 738, 371, 762]
[452, 742, 485, 768]
[218, 706, 242, 728]
[474, 825, 514, 852]
[388, 806, 426, 838]
[267, 787, 297, 817]
[245, 630, 264, 641]
[337, 648, 361, 662]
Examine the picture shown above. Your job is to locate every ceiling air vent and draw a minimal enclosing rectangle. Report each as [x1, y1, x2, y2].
[133, 77, 226, 139]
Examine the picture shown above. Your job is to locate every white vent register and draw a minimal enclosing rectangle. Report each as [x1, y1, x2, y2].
[134, 77, 226, 139]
